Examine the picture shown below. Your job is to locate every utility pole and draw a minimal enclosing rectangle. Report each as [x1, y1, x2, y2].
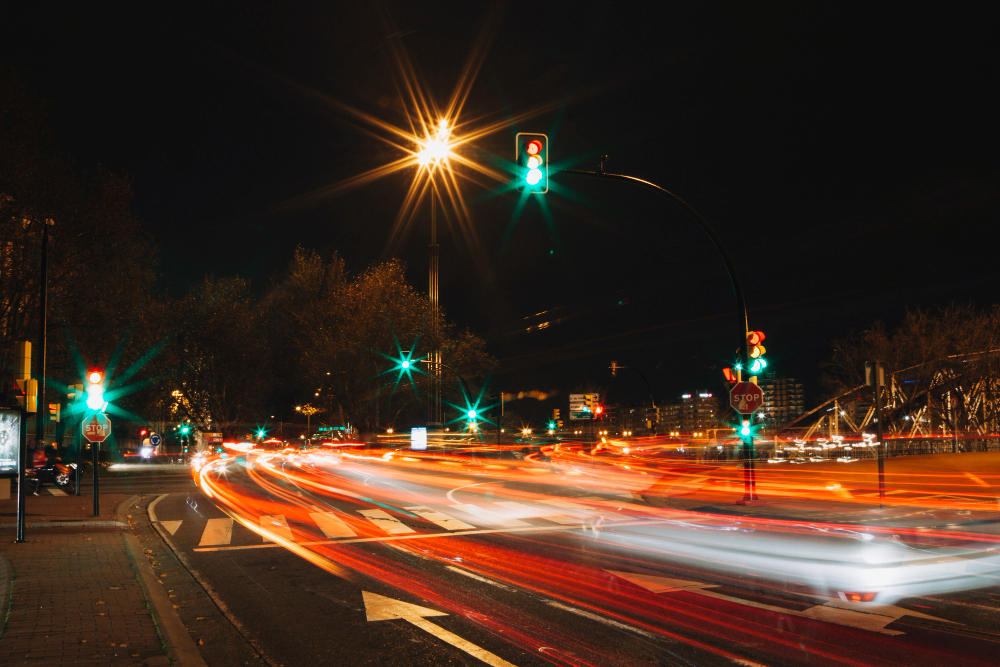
[866, 361, 887, 507]
[34, 219, 52, 460]
[428, 189, 442, 427]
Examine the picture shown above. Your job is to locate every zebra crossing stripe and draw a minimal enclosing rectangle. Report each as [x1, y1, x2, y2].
[493, 501, 580, 525]
[47, 487, 68, 496]
[309, 512, 357, 538]
[358, 509, 416, 535]
[160, 520, 182, 535]
[405, 506, 476, 531]
[450, 504, 531, 527]
[199, 517, 234, 546]
[260, 514, 294, 542]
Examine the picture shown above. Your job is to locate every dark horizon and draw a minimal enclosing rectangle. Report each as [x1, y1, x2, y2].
[5, 2, 999, 418]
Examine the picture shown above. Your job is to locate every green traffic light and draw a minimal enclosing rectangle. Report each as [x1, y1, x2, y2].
[750, 359, 767, 373]
[548, 421, 556, 429]
[180, 425, 190, 434]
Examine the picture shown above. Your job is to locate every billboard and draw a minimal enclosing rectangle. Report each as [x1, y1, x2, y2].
[0, 409, 21, 475]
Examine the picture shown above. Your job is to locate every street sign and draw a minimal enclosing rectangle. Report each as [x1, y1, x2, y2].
[203, 432, 223, 443]
[82, 413, 112, 443]
[730, 382, 764, 415]
[569, 393, 599, 421]
[149, 432, 162, 447]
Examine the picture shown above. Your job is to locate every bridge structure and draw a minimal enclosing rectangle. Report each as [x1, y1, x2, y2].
[775, 350, 1000, 458]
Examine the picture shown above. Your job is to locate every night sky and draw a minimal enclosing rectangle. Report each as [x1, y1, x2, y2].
[5, 2, 999, 418]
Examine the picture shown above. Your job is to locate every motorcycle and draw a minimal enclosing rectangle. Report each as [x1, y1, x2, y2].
[27, 461, 76, 491]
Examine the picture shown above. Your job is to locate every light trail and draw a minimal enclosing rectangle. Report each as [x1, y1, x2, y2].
[190, 441, 1000, 665]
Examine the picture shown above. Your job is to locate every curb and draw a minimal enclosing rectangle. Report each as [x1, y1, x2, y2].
[120, 497, 208, 667]
[148, 494, 277, 667]
[0, 521, 128, 529]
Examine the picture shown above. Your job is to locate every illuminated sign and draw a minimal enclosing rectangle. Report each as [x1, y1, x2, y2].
[410, 427, 427, 451]
[0, 409, 20, 475]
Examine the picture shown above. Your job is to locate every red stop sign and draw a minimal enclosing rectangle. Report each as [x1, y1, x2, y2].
[82, 413, 111, 443]
[730, 382, 764, 415]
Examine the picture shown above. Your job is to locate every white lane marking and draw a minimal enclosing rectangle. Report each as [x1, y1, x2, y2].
[199, 517, 234, 546]
[47, 487, 68, 496]
[537, 498, 618, 520]
[547, 601, 656, 639]
[445, 566, 518, 592]
[193, 516, 679, 551]
[160, 520, 182, 535]
[363, 591, 516, 667]
[260, 514, 294, 542]
[493, 501, 580, 525]
[309, 512, 357, 538]
[451, 503, 531, 527]
[608, 570, 958, 636]
[445, 482, 488, 503]
[358, 509, 416, 535]
[405, 506, 476, 531]
[605, 570, 717, 593]
[965, 472, 990, 487]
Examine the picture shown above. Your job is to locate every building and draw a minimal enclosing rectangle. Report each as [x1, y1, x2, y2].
[657, 392, 719, 435]
[758, 374, 806, 426]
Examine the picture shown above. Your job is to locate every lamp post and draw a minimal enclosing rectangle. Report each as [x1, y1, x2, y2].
[295, 405, 320, 444]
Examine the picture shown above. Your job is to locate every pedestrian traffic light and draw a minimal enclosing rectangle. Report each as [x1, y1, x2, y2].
[516, 133, 548, 193]
[722, 367, 738, 383]
[85, 370, 106, 412]
[595, 405, 604, 416]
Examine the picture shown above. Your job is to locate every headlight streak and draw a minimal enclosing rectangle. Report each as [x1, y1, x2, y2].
[191, 442, 1000, 665]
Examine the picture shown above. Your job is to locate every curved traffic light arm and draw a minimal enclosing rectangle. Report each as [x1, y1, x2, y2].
[563, 166, 750, 368]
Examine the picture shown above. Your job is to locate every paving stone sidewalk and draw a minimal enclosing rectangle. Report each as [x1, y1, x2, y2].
[0, 491, 171, 666]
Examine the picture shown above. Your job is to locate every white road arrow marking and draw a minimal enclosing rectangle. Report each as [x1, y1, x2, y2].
[607, 570, 957, 636]
[362, 591, 517, 667]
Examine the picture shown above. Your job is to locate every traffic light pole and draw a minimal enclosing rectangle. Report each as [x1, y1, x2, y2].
[92, 438, 99, 517]
[564, 160, 756, 500]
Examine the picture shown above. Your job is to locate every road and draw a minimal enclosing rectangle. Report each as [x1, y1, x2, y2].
[129, 447, 1000, 666]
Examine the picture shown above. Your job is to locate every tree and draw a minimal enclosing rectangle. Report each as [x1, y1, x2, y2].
[265, 248, 493, 435]
[160, 276, 272, 434]
[822, 305, 1000, 437]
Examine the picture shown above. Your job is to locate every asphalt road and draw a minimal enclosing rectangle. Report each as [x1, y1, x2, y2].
[125, 457, 1000, 667]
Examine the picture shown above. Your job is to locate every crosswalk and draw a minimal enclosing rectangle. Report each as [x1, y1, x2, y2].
[162, 499, 641, 550]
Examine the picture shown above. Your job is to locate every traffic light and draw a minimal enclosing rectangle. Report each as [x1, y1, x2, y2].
[516, 133, 548, 193]
[48, 403, 61, 422]
[722, 367, 738, 383]
[139, 428, 149, 439]
[595, 405, 604, 417]
[180, 425, 190, 435]
[740, 419, 751, 438]
[747, 331, 767, 376]
[85, 370, 106, 412]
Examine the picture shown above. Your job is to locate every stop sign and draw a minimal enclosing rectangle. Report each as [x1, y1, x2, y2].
[82, 413, 112, 443]
[730, 382, 764, 415]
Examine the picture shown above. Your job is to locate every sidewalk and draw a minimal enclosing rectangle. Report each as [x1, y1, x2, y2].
[0, 489, 199, 666]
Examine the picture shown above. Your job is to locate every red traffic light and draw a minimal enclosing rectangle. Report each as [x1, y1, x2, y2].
[139, 428, 149, 438]
[747, 331, 765, 346]
[595, 405, 604, 415]
[526, 140, 542, 156]
[722, 368, 737, 383]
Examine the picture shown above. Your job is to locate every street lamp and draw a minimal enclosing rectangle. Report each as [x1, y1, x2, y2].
[295, 404, 321, 444]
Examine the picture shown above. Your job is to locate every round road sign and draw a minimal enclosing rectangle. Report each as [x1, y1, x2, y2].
[149, 432, 162, 447]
